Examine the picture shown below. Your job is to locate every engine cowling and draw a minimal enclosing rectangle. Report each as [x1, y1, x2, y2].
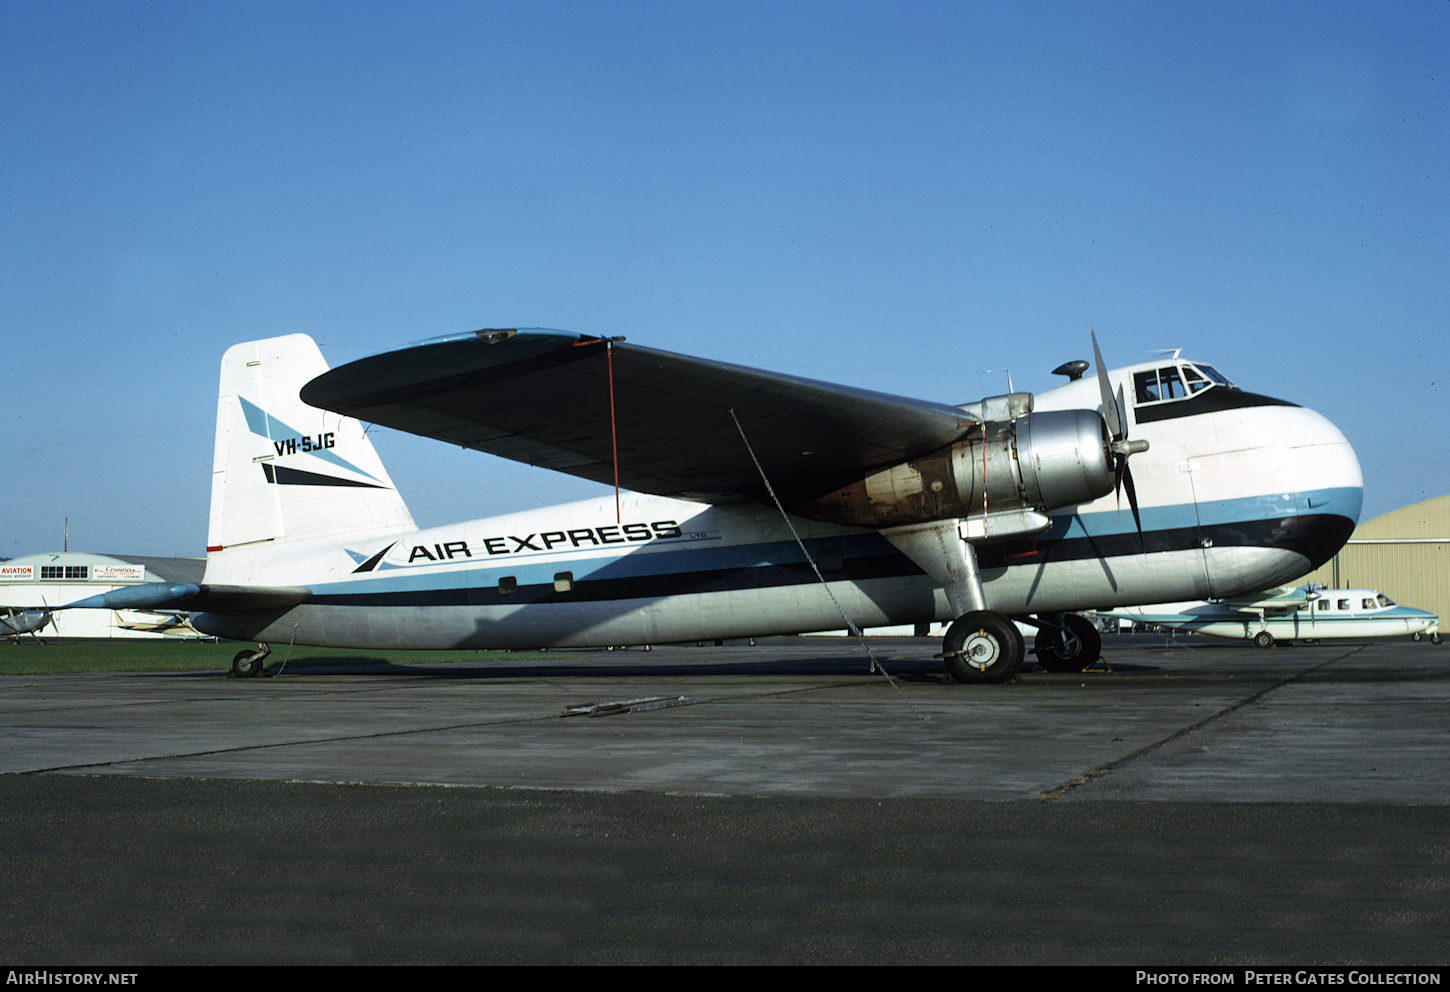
[797, 404, 1115, 529]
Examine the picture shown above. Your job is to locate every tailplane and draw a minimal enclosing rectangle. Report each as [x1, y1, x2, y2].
[207, 335, 416, 552]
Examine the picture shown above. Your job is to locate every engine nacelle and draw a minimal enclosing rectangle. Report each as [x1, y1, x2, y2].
[797, 404, 1115, 529]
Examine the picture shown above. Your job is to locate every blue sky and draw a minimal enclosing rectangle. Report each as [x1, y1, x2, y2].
[3, 1, 1445, 558]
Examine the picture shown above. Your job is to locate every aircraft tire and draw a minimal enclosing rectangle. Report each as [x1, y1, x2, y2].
[1033, 614, 1103, 673]
[1253, 631, 1275, 649]
[1432, 633, 1443, 645]
[231, 649, 266, 678]
[1411, 632, 1423, 642]
[943, 611, 1024, 685]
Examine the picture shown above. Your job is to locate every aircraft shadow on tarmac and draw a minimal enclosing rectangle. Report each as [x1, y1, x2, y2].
[153, 645, 1168, 682]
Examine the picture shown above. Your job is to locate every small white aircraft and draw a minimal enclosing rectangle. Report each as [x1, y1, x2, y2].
[1100, 586, 1441, 647]
[62, 329, 1364, 681]
[112, 611, 205, 638]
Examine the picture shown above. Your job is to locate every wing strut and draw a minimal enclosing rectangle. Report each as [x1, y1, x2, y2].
[727, 408, 926, 722]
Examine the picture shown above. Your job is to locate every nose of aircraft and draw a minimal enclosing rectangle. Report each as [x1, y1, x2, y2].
[1192, 398, 1363, 594]
[1281, 404, 1364, 569]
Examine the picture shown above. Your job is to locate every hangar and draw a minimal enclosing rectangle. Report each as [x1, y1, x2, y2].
[1297, 495, 1450, 629]
[0, 552, 206, 640]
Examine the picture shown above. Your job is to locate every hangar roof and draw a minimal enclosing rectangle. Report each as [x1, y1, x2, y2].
[1352, 494, 1450, 541]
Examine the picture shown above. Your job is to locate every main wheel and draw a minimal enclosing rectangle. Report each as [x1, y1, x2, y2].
[943, 611, 1025, 684]
[1033, 614, 1103, 673]
[1411, 631, 1423, 642]
[1253, 631, 1275, 649]
[231, 649, 266, 678]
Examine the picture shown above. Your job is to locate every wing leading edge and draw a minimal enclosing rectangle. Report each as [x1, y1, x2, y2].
[300, 329, 974, 506]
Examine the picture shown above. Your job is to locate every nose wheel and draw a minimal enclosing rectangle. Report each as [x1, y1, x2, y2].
[942, 611, 1025, 684]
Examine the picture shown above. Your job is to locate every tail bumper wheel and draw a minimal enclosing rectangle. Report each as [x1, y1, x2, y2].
[231, 648, 270, 678]
[943, 611, 1026, 684]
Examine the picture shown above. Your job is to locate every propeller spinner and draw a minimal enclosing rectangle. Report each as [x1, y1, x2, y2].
[1090, 328, 1150, 536]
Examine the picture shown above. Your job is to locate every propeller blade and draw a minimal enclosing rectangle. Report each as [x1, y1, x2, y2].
[1091, 326, 1121, 440]
[1090, 328, 1146, 547]
[1122, 461, 1143, 536]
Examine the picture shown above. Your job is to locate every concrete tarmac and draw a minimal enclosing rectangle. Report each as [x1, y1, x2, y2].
[2, 635, 1447, 964]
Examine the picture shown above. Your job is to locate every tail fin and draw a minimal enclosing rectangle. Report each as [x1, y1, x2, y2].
[206, 335, 416, 552]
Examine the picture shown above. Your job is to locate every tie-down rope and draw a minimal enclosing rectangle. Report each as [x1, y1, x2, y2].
[728, 409, 927, 722]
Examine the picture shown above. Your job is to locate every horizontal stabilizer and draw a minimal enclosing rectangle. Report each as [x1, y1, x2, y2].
[62, 582, 312, 612]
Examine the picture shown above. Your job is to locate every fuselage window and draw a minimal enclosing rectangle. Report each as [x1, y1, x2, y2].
[1338, 599, 1351, 611]
[554, 572, 574, 593]
[498, 576, 517, 595]
[1361, 598, 1377, 611]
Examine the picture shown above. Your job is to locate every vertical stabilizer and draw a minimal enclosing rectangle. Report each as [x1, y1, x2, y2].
[206, 335, 416, 553]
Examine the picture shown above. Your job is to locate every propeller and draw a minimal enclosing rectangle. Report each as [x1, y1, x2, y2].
[1090, 327, 1150, 537]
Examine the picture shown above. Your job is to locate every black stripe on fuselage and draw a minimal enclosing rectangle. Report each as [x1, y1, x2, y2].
[302, 513, 1354, 609]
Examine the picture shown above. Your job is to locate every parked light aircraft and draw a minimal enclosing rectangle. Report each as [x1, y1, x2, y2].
[1, 607, 52, 642]
[1101, 586, 1441, 647]
[60, 329, 1363, 681]
[113, 611, 205, 638]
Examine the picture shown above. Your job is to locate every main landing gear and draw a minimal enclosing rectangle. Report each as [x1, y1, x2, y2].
[1033, 613, 1103, 673]
[881, 520, 1035, 685]
[942, 611, 1025, 684]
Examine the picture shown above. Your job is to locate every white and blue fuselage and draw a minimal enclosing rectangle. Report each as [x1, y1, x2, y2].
[192, 351, 1364, 651]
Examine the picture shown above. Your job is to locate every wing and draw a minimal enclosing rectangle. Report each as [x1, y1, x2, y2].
[300, 329, 974, 506]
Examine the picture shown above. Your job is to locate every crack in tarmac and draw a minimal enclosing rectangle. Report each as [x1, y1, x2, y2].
[1036, 644, 1366, 800]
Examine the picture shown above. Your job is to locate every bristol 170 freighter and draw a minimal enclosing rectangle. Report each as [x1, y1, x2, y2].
[67, 328, 1362, 682]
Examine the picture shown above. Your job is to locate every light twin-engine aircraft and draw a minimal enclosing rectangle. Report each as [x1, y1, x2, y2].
[62, 329, 1363, 682]
[1101, 586, 1441, 647]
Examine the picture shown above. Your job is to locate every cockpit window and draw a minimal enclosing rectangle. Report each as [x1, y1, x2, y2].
[1134, 367, 1188, 404]
[1377, 594, 1395, 607]
[1133, 362, 1236, 406]
[1134, 370, 1159, 403]
[1195, 364, 1234, 387]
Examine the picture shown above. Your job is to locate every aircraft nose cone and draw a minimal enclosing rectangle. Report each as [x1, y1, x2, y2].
[1282, 404, 1363, 570]
[1194, 399, 1363, 593]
